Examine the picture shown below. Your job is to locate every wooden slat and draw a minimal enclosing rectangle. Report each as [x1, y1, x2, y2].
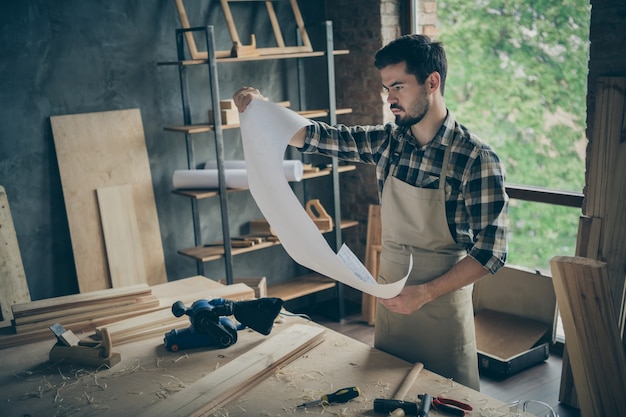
[50, 109, 167, 292]
[361, 204, 381, 325]
[14, 296, 160, 333]
[136, 324, 326, 417]
[550, 256, 626, 417]
[11, 284, 151, 317]
[14, 296, 147, 326]
[97, 184, 147, 287]
[0, 186, 31, 327]
[584, 77, 626, 317]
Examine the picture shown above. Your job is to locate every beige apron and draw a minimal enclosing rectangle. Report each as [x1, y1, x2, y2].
[374, 144, 480, 390]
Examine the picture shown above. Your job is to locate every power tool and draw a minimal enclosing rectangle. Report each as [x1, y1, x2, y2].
[163, 297, 284, 352]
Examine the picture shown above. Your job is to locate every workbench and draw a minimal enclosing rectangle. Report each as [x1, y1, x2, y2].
[1, 315, 505, 416]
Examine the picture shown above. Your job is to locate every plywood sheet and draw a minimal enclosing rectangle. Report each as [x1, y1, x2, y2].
[0, 186, 31, 327]
[97, 184, 146, 287]
[50, 109, 166, 292]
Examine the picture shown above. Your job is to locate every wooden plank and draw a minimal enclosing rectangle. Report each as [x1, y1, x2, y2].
[550, 256, 626, 417]
[218, 277, 268, 298]
[14, 296, 160, 333]
[150, 275, 224, 305]
[96, 184, 147, 287]
[0, 186, 31, 327]
[14, 296, 148, 325]
[362, 204, 381, 325]
[136, 324, 326, 417]
[50, 109, 167, 292]
[584, 77, 626, 320]
[11, 284, 151, 317]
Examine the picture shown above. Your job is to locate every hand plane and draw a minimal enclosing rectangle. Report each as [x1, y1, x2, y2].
[48, 323, 121, 367]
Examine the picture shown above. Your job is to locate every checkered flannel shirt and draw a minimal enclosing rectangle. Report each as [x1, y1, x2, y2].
[300, 112, 508, 274]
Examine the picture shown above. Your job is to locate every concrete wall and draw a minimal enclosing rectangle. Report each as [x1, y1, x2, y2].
[0, 0, 325, 300]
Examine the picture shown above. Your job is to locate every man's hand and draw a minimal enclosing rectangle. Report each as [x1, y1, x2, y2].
[379, 284, 433, 315]
[380, 257, 489, 315]
[233, 86, 264, 113]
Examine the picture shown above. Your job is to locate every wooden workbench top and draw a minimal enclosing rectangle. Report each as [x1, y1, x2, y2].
[0, 315, 505, 416]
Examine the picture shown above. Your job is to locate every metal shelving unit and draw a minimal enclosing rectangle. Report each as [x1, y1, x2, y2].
[159, 21, 352, 317]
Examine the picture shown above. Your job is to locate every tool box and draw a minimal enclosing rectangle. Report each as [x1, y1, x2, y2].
[472, 265, 557, 378]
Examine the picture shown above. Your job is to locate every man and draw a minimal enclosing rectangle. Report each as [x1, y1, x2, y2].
[233, 34, 508, 391]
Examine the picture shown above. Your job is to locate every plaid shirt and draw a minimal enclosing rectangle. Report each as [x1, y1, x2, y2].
[301, 112, 508, 274]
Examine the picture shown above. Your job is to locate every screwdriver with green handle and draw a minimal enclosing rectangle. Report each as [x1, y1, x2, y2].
[296, 386, 361, 408]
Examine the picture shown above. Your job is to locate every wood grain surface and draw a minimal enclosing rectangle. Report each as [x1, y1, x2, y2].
[50, 109, 166, 292]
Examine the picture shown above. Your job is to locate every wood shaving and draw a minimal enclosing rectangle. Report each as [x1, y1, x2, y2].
[174, 352, 189, 363]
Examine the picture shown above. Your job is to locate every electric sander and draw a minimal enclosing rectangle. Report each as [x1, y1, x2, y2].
[164, 297, 284, 351]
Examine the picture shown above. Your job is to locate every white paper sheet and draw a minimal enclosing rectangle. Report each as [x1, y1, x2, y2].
[239, 99, 410, 298]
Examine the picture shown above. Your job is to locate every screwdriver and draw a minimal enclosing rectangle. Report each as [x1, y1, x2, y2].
[296, 386, 361, 408]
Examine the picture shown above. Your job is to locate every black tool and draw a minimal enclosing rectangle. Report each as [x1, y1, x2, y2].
[373, 398, 418, 414]
[163, 297, 284, 351]
[373, 394, 433, 416]
[297, 386, 360, 408]
[417, 394, 432, 417]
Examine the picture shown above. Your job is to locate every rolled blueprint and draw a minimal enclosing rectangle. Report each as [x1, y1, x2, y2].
[203, 160, 304, 182]
[172, 169, 249, 189]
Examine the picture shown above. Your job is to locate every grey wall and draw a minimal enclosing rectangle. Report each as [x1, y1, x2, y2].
[0, 0, 328, 300]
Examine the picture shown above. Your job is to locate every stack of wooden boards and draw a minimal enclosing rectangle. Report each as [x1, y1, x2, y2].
[0, 276, 256, 349]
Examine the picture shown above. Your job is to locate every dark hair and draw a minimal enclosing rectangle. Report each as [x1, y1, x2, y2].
[374, 34, 448, 96]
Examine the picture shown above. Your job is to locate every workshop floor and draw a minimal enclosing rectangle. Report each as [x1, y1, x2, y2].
[306, 303, 581, 417]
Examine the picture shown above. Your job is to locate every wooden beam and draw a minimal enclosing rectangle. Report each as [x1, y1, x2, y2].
[136, 324, 325, 417]
[361, 204, 381, 325]
[550, 256, 626, 417]
[0, 186, 31, 327]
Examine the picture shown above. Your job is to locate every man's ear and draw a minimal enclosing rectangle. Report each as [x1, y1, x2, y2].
[427, 72, 441, 92]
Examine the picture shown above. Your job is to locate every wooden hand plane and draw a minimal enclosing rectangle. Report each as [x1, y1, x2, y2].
[48, 323, 121, 367]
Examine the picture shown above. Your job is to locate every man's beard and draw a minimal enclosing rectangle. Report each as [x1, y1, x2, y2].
[394, 100, 430, 127]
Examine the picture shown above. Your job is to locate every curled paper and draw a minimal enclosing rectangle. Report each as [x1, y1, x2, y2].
[239, 99, 410, 299]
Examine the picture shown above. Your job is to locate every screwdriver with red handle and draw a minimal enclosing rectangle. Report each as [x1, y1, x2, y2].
[296, 386, 361, 408]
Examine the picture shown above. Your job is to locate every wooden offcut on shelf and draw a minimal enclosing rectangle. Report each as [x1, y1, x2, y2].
[178, 219, 359, 263]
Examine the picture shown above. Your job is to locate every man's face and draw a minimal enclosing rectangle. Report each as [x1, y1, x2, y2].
[380, 61, 429, 127]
